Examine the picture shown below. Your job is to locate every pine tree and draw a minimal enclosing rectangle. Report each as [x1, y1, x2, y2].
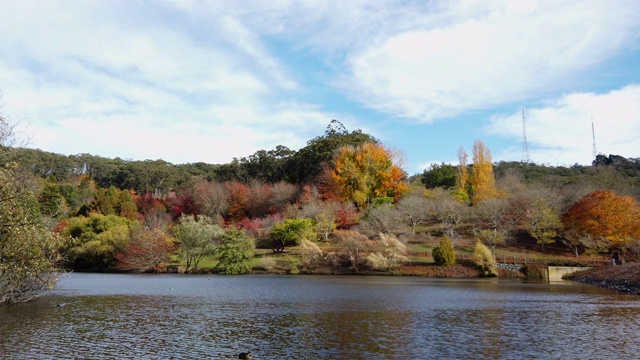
[432, 235, 455, 266]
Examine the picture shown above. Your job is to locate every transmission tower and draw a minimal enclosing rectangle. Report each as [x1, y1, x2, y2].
[592, 117, 597, 161]
[521, 107, 530, 163]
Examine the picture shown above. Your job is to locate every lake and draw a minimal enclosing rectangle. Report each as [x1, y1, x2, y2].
[1, 274, 638, 359]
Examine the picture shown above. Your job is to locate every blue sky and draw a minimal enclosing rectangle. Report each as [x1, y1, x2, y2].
[1, 1, 639, 175]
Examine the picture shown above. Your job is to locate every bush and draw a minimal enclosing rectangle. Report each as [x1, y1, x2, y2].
[216, 229, 255, 274]
[269, 218, 316, 251]
[473, 241, 497, 277]
[522, 264, 547, 279]
[432, 235, 455, 266]
[299, 239, 323, 269]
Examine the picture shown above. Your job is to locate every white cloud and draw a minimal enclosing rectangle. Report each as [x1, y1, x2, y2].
[342, 1, 640, 122]
[0, 1, 341, 164]
[487, 85, 640, 165]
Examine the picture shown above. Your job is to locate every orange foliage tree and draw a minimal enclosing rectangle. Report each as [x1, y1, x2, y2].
[562, 190, 640, 251]
[330, 142, 407, 209]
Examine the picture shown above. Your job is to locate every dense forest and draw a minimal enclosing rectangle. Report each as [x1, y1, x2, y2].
[3, 118, 640, 304]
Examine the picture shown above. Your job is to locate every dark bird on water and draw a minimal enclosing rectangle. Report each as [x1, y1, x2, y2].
[238, 352, 252, 359]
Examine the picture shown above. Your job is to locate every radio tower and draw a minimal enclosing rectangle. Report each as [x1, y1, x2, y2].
[591, 117, 597, 160]
[522, 107, 530, 163]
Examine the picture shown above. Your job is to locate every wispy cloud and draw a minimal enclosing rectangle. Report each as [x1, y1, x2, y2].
[0, 1, 638, 170]
[341, 1, 640, 122]
[487, 85, 640, 165]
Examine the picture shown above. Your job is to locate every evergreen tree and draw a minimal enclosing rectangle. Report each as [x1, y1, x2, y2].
[432, 235, 455, 266]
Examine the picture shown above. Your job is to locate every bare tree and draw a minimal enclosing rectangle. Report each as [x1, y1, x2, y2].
[473, 198, 510, 255]
[396, 193, 431, 235]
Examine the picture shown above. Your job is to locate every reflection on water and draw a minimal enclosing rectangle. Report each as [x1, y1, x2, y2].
[1, 274, 638, 359]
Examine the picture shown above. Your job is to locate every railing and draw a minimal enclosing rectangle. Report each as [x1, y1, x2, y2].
[455, 253, 614, 267]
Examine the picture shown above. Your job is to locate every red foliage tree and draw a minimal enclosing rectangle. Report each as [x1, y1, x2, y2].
[562, 190, 640, 247]
[115, 228, 175, 272]
[225, 181, 249, 222]
[164, 188, 198, 221]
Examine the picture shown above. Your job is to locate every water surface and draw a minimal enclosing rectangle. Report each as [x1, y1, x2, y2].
[1, 274, 638, 359]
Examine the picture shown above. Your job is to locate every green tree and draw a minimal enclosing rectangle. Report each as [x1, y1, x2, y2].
[175, 214, 223, 272]
[269, 218, 316, 252]
[38, 182, 68, 218]
[63, 214, 133, 271]
[421, 163, 457, 189]
[1, 165, 63, 304]
[432, 235, 455, 266]
[285, 120, 376, 184]
[216, 229, 255, 274]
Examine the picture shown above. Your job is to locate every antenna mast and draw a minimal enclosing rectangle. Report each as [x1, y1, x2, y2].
[591, 117, 597, 160]
[522, 107, 530, 163]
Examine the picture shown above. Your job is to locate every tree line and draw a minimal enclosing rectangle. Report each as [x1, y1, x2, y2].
[3, 111, 640, 305]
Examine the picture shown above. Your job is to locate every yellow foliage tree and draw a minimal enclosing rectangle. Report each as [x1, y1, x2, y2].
[470, 140, 498, 203]
[331, 142, 407, 209]
[455, 146, 470, 202]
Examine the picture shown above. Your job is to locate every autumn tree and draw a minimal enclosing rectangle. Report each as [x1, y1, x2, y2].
[115, 226, 174, 272]
[562, 190, 640, 253]
[193, 181, 229, 221]
[315, 203, 338, 241]
[331, 142, 407, 209]
[164, 188, 198, 221]
[246, 180, 273, 218]
[470, 140, 499, 204]
[215, 229, 255, 274]
[225, 181, 250, 222]
[175, 214, 224, 272]
[524, 198, 562, 253]
[455, 146, 470, 202]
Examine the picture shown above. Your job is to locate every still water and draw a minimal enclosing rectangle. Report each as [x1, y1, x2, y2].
[1, 274, 638, 359]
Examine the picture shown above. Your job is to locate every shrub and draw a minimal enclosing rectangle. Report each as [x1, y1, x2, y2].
[260, 256, 276, 271]
[473, 241, 497, 277]
[299, 239, 323, 269]
[269, 218, 316, 251]
[366, 233, 408, 271]
[522, 264, 547, 279]
[432, 235, 455, 266]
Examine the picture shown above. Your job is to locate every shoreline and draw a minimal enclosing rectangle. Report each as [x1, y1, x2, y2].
[566, 264, 640, 295]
